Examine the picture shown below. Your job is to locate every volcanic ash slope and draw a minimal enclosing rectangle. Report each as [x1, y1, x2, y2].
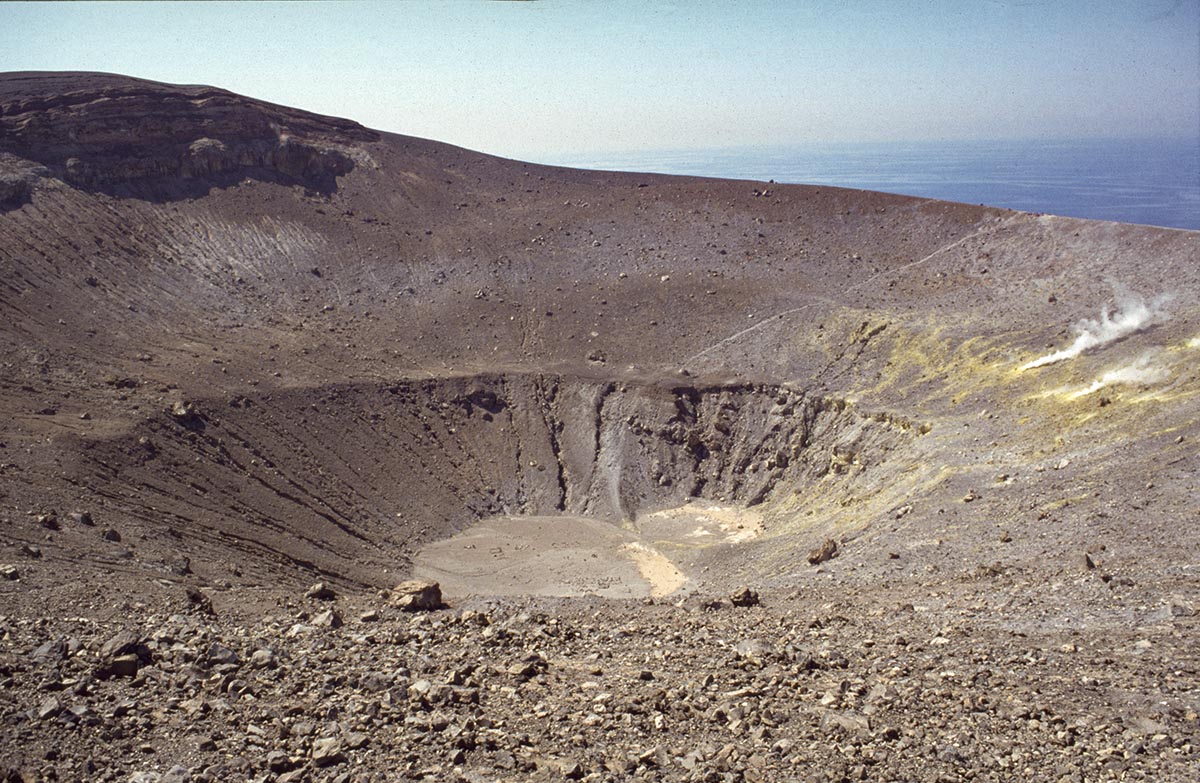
[1, 72, 1199, 781]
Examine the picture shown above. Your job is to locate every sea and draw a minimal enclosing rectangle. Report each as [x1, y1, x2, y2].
[544, 137, 1199, 231]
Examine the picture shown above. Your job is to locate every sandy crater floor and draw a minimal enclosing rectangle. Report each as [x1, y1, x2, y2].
[415, 503, 764, 599]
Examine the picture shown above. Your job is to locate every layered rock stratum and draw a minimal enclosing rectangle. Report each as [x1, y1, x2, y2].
[1, 72, 1198, 782]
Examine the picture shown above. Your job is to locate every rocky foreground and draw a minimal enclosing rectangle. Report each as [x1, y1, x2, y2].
[2, 575, 1196, 783]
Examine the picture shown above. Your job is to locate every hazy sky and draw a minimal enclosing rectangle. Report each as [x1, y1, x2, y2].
[1, 1, 1196, 159]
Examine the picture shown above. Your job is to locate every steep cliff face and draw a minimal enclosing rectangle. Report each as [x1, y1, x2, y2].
[0, 71, 377, 199]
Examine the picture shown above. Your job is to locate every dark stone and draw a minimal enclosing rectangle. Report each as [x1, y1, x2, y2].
[729, 587, 760, 607]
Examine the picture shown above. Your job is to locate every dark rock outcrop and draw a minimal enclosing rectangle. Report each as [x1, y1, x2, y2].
[0, 71, 377, 197]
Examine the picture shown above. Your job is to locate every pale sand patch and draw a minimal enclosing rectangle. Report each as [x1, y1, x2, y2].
[638, 502, 765, 545]
[415, 505, 762, 600]
[414, 516, 652, 599]
[621, 542, 687, 597]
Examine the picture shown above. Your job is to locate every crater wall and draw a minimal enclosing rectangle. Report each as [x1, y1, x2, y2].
[66, 374, 923, 587]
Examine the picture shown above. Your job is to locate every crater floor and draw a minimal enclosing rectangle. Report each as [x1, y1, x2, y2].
[414, 502, 763, 599]
[414, 514, 675, 599]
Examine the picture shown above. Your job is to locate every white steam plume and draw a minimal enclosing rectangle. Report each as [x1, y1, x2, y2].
[1021, 289, 1171, 371]
[1066, 352, 1169, 399]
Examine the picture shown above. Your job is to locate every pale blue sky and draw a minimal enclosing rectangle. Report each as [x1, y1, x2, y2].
[1, 1, 1196, 159]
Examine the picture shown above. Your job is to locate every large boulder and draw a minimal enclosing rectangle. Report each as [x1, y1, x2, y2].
[390, 580, 444, 612]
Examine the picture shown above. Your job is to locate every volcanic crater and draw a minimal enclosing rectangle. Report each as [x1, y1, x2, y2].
[69, 371, 923, 597]
[3, 72, 1197, 608]
[2, 72, 1200, 782]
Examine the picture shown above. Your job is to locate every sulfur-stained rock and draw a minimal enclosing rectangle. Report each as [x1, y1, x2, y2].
[808, 538, 838, 566]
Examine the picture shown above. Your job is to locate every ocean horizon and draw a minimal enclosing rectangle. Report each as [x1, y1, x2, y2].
[541, 137, 1199, 231]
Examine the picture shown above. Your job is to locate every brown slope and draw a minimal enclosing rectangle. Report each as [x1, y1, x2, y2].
[2, 71, 1200, 783]
[0, 71, 1197, 602]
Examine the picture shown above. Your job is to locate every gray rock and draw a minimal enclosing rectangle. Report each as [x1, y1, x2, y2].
[1168, 600, 1197, 617]
[305, 582, 336, 601]
[128, 773, 161, 783]
[67, 704, 93, 724]
[735, 638, 768, 662]
[313, 609, 343, 628]
[68, 510, 95, 526]
[161, 766, 189, 783]
[821, 710, 870, 736]
[32, 638, 67, 661]
[105, 654, 141, 678]
[545, 758, 584, 779]
[507, 652, 548, 681]
[100, 630, 142, 659]
[266, 750, 293, 772]
[0, 169, 33, 206]
[37, 695, 61, 720]
[312, 736, 345, 767]
[185, 587, 214, 615]
[249, 649, 277, 669]
[206, 642, 239, 667]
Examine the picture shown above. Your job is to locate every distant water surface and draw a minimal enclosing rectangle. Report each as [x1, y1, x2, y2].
[544, 138, 1198, 231]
